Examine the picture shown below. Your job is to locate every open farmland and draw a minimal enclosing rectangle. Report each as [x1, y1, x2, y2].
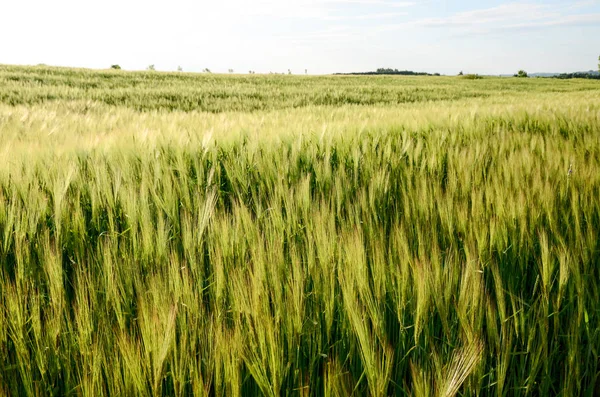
[0, 65, 599, 396]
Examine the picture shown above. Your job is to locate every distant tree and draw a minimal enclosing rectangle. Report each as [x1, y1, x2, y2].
[366, 68, 436, 76]
[177, 66, 183, 72]
[110, 64, 121, 70]
[305, 69, 308, 75]
[288, 69, 292, 75]
[554, 72, 600, 80]
[228, 69, 234, 74]
[203, 68, 211, 73]
[515, 70, 528, 78]
[147, 64, 155, 71]
[458, 71, 463, 76]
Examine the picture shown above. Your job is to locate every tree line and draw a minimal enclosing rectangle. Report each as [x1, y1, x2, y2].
[336, 68, 441, 76]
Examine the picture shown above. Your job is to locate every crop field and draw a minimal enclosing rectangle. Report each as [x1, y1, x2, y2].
[0, 64, 599, 396]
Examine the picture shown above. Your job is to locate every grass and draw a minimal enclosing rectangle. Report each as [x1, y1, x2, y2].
[0, 64, 599, 396]
[461, 74, 483, 80]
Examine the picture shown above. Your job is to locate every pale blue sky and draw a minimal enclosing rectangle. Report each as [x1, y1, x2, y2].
[1, 0, 599, 74]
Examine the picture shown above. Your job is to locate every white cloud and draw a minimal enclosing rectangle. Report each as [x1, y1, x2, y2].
[505, 12, 600, 28]
[376, 1, 600, 33]
[326, 0, 416, 6]
[214, 0, 416, 19]
[417, 3, 553, 27]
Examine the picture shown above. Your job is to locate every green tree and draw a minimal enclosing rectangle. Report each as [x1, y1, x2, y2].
[515, 70, 528, 78]
[110, 64, 121, 70]
[147, 64, 155, 71]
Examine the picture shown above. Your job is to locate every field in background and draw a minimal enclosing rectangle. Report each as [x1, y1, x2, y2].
[0, 65, 599, 396]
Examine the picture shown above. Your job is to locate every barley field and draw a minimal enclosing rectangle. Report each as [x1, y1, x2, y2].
[0, 64, 599, 396]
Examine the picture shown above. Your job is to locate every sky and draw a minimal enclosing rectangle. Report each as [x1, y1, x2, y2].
[1, 0, 599, 75]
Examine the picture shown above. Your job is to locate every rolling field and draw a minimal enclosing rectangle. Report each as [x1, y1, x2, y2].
[0, 64, 599, 396]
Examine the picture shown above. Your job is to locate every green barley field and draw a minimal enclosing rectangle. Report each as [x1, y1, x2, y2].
[0, 64, 599, 396]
